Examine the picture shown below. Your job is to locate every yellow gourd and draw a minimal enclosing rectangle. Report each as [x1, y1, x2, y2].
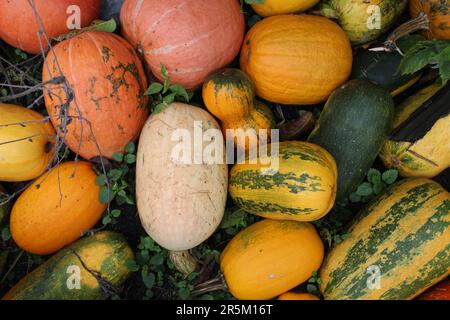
[0, 103, 55, 181]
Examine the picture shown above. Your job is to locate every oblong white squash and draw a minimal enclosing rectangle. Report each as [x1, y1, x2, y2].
[136, 103, 228, 251]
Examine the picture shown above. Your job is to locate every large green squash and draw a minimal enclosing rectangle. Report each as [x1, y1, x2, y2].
[320, 178, 450, 300]
[2, 231, 134, 300]
[351, 50, 421, 97]
[318, 0, 408, 45]
[380, 83, 450, 179]
[308, 79, 395, 202]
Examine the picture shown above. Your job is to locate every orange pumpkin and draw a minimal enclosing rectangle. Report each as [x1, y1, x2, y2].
[0, 0, 100, 54]
[120, 0, 245, 90]
[10, 161, 106, 255]
[278, 292, 320, 300]
[43, 31, 148, 160]
[417, 280, 450, 300]
[410, 0, 450, 39]
[240, 15, 352, 105]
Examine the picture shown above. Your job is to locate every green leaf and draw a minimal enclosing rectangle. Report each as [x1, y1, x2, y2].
[382, 169, 398, 185]
[102, 215, 112, 225]
[349, 192, 361, 203]
[367, 168, 381, 185]
[178, 287, 191, 299]
[160, 64, 168, 79]
[373, 180, 384, 195]
[145, 82, 164, 96]
[356, 182, 373, 197]
[125, 259, 140, 272]
[162, 78, 171, 94]
[53, 19, 117, 42]
[149, 254, 165, 266]
[95, 174, 107, 186]
[1, 226, 11, 241]
[112, 153, 124, 163]
[124, 142, 136, 154]
[111, 209, 121, 218]
[220, 208, 247, 229]
[170, 84, 190, 102]
[99, 186, 115, 204]
[153, 102, 167, 114]
[125, 154, 137, 164]
[108, 169, 123, 181]
[141, 268, 155, 289]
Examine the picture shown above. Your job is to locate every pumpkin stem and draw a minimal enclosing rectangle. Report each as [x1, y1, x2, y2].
[313, 5, 340, 20]
[169, 250, 199, 278]
[383, 12, 430, 52]
[191, 273, 227, 297]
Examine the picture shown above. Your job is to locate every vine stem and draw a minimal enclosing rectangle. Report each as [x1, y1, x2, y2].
[383, 12, 430, 52]
[190, 273, 227, 297]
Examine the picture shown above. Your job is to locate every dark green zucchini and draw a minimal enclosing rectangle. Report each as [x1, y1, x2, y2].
[351, 50, 421, 97]
[308, 79, 395, 202]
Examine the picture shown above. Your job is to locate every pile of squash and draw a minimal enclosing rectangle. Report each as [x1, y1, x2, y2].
[0, 0, 448, 300]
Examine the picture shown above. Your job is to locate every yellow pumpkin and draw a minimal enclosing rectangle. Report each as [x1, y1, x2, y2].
[0, 103, 55, 181]
[278, 292, 320, 300]
[379, 83, 450, 178]
[202, 68, 276, 153]
[10, 161, 106, 255]
[229, 141, 337, 222]
[240, 14, 352, 105]
[220, 219, 324, 300]
[252, 0, 320, 17]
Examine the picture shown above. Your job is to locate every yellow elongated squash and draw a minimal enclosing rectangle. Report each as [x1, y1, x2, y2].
[320, 179, 450, 300]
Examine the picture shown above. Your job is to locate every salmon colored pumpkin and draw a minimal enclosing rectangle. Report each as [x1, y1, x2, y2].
[252, 0, 320, 17]
[240, 15, 352, 105]
[278, 292, 320, 300]
[220, 219, 324, 300]
[0, 0, 100, 54]
[43, 31, 148, 160]
[120, 0, 245, 90]
[410, 0, 450, 40]
[10, 161, 106, 255]
[0, 103, 55, 182]
[417, 280, 450, 300]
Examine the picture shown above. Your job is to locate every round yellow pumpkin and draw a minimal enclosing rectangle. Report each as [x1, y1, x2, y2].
[220, 219, 324, 300]
[0, 103, 55, 182]
[278, 292, 320, 300]
[10, 161, 106, 255]
[252, 0, 320, 17]
[240, 15, 352, 105]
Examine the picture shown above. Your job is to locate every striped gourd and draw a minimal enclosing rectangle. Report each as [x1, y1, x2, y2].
[229, 141, 337, 222]
[380, 83, 450, 178]
[2, 231, 134, 300]
[320, 179, 450, 300]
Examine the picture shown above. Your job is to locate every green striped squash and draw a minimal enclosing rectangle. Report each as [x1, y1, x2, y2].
[2, 231, 134, 300]
[229, 141, 338, 222]
[320, 179, 450, 300]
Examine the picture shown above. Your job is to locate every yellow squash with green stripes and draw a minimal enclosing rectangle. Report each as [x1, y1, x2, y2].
[320, 178, 450, 300]
[229, 141, 337, 222]
[380, 83, 450, 178]
[2, 231, 134, 300]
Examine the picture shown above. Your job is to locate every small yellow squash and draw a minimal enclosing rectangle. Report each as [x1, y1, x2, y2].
[0, 103, 55, 181]
[220, 219, 324, 300]
[252, 0, 320, 17]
